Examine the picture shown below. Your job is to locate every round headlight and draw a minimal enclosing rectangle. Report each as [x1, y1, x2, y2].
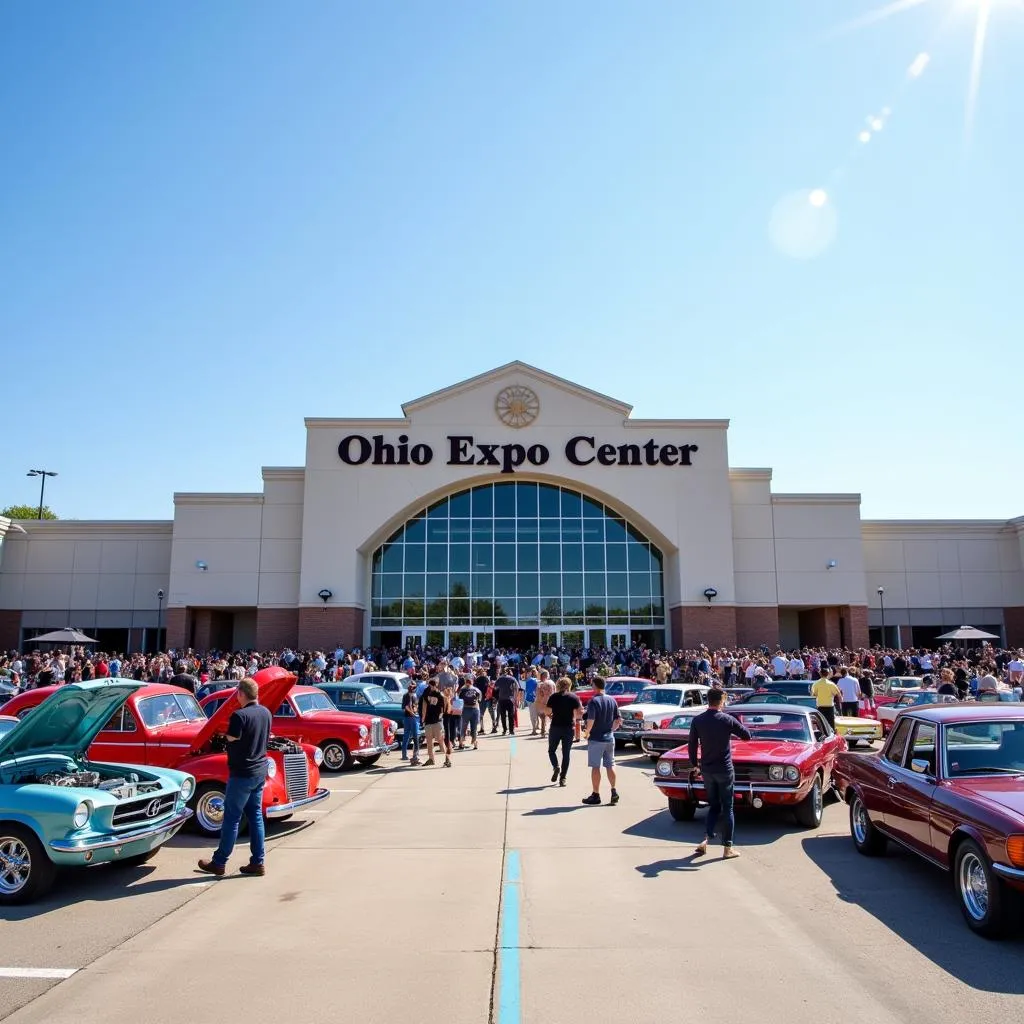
[266, 759, 277, 779]
[656, 760, 672, 777]
[358, 725, 368, 739]
[312, 747, 324, 766]
[180, 777, 195, 801]
[784, 765, 800, 782]
[73, 802, 90, 829]
[768, 765, 785, 781]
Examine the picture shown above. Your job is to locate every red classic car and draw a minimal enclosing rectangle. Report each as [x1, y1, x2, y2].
[3, 668, 329, 836]
[201, 684, 396, 772]
[574, 677, 653, 708]
[639, 711, 698, 762]
[872, 676, 927, 709]
[654, 704, 846, 829]
[833, 703, 1024, 937]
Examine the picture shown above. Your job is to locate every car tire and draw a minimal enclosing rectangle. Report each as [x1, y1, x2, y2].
[955, 838, 1011, 938]
[355, 754, 382, 767]
[320, 740, 353, 772]
[668, 798, 697, 822]
[795, 776, 824, 829]
[849, 794, 887, 856]
[0, 824, 56, 905]
[191, 782, 227, 836]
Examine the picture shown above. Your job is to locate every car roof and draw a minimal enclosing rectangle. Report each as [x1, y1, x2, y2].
[347, 671, 407, 681]
[900, 703, 1024, 724]
[728, 703, 814, 717]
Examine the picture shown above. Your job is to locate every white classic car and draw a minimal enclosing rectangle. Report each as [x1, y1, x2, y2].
[614, 685, 711, 746]
[877, 690, 959, 735]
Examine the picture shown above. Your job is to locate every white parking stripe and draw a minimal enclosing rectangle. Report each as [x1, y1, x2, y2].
[0, 968, 78, 979]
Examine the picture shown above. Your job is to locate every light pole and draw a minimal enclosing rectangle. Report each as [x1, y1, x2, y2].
[877, 586, 886, 647]
[26, 469, 57, 519]
[156, 589, 165, 653]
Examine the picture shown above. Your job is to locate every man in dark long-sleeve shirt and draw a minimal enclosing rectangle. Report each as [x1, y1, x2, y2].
[688, 689, 751, 859]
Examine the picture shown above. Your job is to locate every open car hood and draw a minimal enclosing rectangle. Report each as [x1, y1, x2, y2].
[192, 666, 296, 752]
[0, 681, 141, 761]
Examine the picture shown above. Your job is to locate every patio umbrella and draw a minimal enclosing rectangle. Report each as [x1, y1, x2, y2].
[27, 627, 99, 645]
[935, 626, 1000, 641]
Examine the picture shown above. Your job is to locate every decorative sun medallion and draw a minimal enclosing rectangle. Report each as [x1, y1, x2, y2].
[495, 385, 540, 428]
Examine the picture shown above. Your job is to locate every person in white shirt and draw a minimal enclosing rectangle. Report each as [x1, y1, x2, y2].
[1007, 654, 1024, 686]
[334, 647, 346, 663]
[836, 669, 861, 716]
[466, 649, 479, 668]
[787, 655, 805, 679]
[351, 656, 367, 675]
[919, 653, 933, 672]
[771, 653, 788, 680]
[450, 654, 464, 672]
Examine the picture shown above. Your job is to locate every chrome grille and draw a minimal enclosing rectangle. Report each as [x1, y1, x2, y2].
[670, 760, 771, 783]
[112, 793, 176, 828]
[643, 736, 687, 753]
[371, 718, 384, 748]
[282, 752, 309, 802]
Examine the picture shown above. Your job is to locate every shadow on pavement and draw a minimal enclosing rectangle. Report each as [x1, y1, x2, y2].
[801, 835, 1024, 993]
[635, 851, 733, 876]
[624, 807, 801, 848]
[499, 786, 552, 795]
[522, 805, 588, 816]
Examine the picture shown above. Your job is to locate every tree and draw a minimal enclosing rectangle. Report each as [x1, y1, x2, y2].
[1, 504, 58, 520]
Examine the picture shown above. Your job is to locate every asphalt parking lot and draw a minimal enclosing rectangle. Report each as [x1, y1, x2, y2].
[2, 736, 1023, 1023]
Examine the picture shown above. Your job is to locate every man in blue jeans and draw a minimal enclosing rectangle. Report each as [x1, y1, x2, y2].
[687, 688, 752, 859]
[198, 677, 272, 877]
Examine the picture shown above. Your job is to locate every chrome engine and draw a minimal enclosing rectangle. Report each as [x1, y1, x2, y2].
[35, 770, 160, 799]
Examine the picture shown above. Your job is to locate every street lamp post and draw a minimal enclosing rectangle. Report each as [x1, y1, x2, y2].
[26, 469, 58, 519]
[156, 589, 165, 654]
[877, 586, 886, 647]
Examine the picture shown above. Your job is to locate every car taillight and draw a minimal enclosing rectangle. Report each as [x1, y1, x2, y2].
[1006, 835, 1024, 868]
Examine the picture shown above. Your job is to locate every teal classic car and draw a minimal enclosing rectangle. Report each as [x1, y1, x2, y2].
[318, 682, 407, 733]
[0, 681, 195, 905]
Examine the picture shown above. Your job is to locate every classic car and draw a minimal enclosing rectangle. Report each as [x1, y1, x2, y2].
[877, 691, 958, 735]
[0, 715, 17, 739]
[834, 703, 1024, 937]
[654, 704, 846, 829]
[615, 685, 711, 745]
[574, 677, 652, 708]
[202, 684, 396, 772]
[345, 671, 413, 703]
[735, 692, 882, 748]
[873, 676, 925, 708]
[0, 681, 194, 904]
[195, 680, 236, 701]
[0, 678, 18, 707]
[4, 668, 329, 836]
[640, 711, 697, 761]
[316, 680, 406, 734]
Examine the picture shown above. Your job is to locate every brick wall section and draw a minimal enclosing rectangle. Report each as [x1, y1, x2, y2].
[1005, 607, 1024, 647]
[669, 606, 683, 649]
[165, 608, 189, 650]
[736, 607, 779, 649]
[677, 605, 738, 650]
[192, 610, 214, 652]
[0, 609, 21, 650]
[256, 609, 300, 651]
[298, 606, 364, 651]
[846, 605, 869, 650]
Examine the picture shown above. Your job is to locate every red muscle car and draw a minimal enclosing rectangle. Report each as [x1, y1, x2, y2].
[3, 667, 329, 836]
[833, 703, 1024, 937]
[574, 677, 653, 708]
[201, 684, 396, 772]
[639, 711, 698, 762]
[654, 704, 846, 830]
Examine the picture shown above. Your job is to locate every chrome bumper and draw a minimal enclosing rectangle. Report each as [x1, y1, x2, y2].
[50, 807, 192, 852]
[992, 862, 1024, 882]
[354, 742, 396, 757]
[265, 787, 331, 818]
[655, 779, 804, 795]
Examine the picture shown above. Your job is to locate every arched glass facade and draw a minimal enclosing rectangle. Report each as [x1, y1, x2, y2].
[370, 481, 665, 649]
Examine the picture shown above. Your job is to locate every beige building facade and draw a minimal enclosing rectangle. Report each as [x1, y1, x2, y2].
[2, 363, 1022, 653]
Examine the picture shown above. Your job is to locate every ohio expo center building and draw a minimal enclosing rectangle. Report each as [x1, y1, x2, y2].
[2, 363, 1022, 654]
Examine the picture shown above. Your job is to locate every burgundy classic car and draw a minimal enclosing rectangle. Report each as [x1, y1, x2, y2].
[654, 704, 846, 829]
[834, 703, 1024, 937]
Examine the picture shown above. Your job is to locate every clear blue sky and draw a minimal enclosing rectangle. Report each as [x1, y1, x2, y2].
[2, 1, 1020, 522]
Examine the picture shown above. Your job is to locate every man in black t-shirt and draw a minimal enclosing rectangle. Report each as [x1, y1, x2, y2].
[545, 678, 582, 786]
[420, 677, 449, 767]
[199, 677, 272, 878]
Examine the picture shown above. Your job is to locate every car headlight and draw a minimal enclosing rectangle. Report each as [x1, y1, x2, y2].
[784, 766, 800, 782]
[768, 765, 784, 781]
[179, 777, 195, 802]
[73, 802, 90, 829]
[656, 760, 672, 777]
[266, 760, 277, 779]
[358, 726, 368, 738]
[312, 747, 324, 766]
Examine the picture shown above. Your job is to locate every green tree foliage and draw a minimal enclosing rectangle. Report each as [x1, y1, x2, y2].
[1, 504, 58, 520]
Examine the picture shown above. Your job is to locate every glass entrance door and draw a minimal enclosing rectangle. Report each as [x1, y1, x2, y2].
[609, 631, 628, 649]
[588, 628, 607, 649]
[402, 629, 425, 650]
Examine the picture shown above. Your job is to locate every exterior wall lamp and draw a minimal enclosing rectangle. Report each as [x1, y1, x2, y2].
[703, 587, 718, 605]
[826, 560, 837, 570]
[318, 588, 333, 609]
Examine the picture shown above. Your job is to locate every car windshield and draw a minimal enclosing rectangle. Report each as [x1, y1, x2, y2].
[365, 686, 392, 704]
[731, 712, 811, 743]
[0, 719, 17, 739]
[893, 678, 921, 689]
[636, 689, 682, 705]
[137, 692, 205, 728]
[294, 692, 336, 714]
[900, 693, 937, 707]
[945, 721, 1024, 776]
[667, 714, 695, 730]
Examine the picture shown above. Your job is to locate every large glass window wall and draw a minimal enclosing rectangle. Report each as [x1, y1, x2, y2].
[370, 481, 665, 638]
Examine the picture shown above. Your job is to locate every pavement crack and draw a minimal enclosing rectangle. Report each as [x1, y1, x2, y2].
[487, 738, 514, 1024]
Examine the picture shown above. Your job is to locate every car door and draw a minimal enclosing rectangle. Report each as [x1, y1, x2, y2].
[874, 717, 914, 827]
[90, 704, 144, 764]
[883, 719, 938, 853]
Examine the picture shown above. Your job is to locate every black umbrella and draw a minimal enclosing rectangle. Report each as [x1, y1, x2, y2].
[27, 627, 99, 645]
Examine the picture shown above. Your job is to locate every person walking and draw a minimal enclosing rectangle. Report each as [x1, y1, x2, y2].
[535, 670, 555, 738]
[420, 677, 450, 767]
[458, 675, 482, 750]
[525, 670, 541, 734]
[836, 668, 861, 718]
[401, 679, 421, 765]
[495, 669, 518, 735]
[581, 677, 622, 806]
[198, 677, 272, 877]
[811, 672, 842, 729]
[688, 688, 752, 859]
[545, 677, 582, 786]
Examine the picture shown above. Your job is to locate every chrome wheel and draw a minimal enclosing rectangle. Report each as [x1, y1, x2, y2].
[958, 851, 989, 922]
[852, 799, 868, 845]
[195, 789, 226, 833]
[813, 779, 823, 820]
[0, 837, 31, 896]
[321, 742, 348, 771]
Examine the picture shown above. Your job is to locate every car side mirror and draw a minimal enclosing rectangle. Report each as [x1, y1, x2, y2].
[910, 758, 931, 775]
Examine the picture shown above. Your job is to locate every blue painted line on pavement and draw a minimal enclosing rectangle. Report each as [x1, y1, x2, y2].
[510, 737, 517, 756]
[499, 849, 521, 1024]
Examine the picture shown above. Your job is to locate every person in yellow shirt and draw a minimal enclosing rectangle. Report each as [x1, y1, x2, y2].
[811, 674, 842, 730]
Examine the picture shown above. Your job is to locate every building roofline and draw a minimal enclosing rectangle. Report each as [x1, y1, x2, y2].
[729, 468, 773, 482]
[173, 493, 264, 506]
[772, 493, 861, 506]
